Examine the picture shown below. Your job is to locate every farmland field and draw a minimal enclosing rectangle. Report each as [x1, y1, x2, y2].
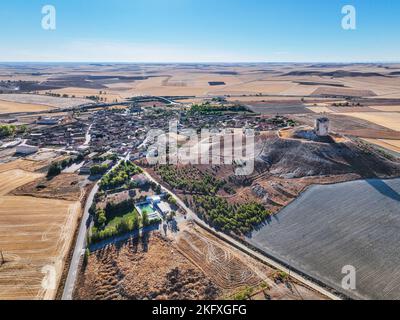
[363, 138, 400, 154]
[0, 154, 64, 173]
[336, 112, 400, 132]
[0, 169, 43, 195]
[0, 100, 53, 113]
[0, 196, 80, 300]
[0, 166, 81, 300]
[0, 94, 92, 112]
[246, 178, 400, 300]
[39, 87, 124, 103]
[370, 105, 400, 112]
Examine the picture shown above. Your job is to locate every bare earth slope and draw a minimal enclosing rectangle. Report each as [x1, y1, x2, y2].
[258, 137, 400, 178]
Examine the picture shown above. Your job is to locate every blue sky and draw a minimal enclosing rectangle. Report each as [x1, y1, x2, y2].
[1, 0, 399, 62]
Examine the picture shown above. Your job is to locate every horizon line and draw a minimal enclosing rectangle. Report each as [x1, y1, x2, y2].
[0, 61, 399, 64]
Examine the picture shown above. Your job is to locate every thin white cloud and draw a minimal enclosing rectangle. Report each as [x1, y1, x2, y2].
[0, 39, 269, 62]
[1, 39, 398, 62]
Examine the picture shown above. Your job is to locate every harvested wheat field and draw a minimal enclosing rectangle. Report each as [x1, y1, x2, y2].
[40, 87, 124, 103]
[0, 169, 43, 196]
[0, 165, 81, 300]
[363, 138, 400, 153]
[306, 106, 334, 114]
[0, 94, 92, 110]
[336, 112, 400, 132]
[0, 197, 80, 300]
[370, 105, 400, 112]
[0, 100, 52, 113]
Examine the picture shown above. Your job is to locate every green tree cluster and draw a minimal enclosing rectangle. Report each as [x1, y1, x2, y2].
[0, 124, 26, 138]
[189, 103, 248, 115]
[90, 211, 140, 244]
[156, 165, 226, 195]
[90, 164, 109, 176]
[46, 158, 74, 177]
[99, 161, 142, 191]
[192, 196, 270, 235]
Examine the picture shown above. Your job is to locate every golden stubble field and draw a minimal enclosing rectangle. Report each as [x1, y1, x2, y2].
[336, 112, 400, 132]
[0, 164, 81, 300]
[2, 64, 400, 107]
[0, 94, 92, 114]
[0, 100, 53, 113]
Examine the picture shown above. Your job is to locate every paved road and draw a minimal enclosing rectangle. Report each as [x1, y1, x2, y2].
[62, 183, 98, 300]
[62, 159, 123, 300]
[141, 169, 341, 301]
[154, 96, 181, 105]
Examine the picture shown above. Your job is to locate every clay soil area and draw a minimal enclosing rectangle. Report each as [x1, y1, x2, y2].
[74, 233, 221, 300]
[12, 173, 86, 201]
